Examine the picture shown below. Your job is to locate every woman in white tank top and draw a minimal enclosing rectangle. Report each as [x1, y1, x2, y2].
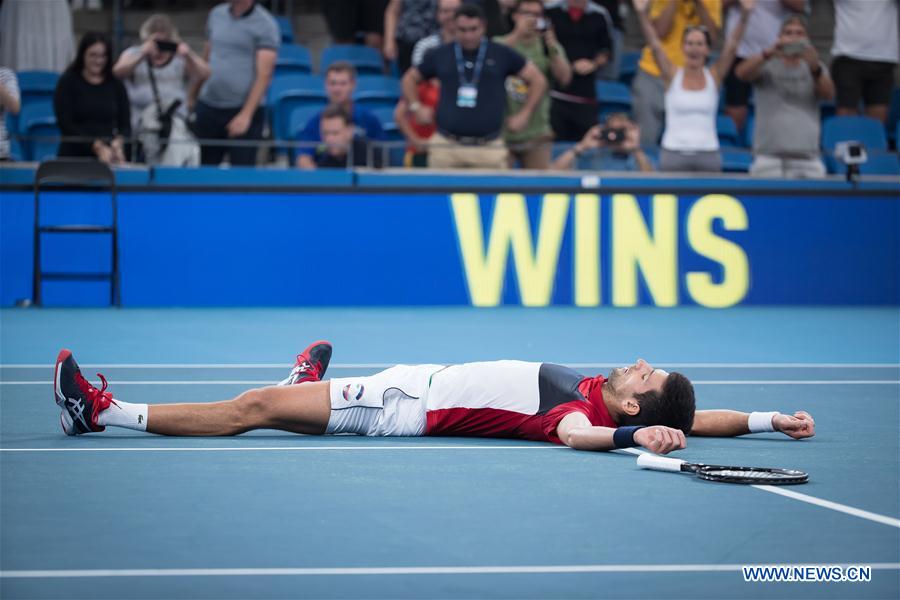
[633, 0, 754, 172]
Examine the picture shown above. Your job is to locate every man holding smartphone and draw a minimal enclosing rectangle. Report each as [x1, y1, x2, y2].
[736, 14, 833, 178]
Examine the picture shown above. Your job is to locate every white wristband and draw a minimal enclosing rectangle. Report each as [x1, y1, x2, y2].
[748, 411, 778, 433]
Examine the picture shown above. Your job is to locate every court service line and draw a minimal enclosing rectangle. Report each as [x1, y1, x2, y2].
[2, 380, 899, 385]
[752, 485, 900, 529]
[2, 563, 899, 579]
[2, 363, 898, 369]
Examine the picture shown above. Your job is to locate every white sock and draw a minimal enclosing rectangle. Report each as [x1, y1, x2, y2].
[98, 399, 149, 432]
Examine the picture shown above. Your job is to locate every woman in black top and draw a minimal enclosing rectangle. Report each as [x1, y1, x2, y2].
[54, 32, 130, 163]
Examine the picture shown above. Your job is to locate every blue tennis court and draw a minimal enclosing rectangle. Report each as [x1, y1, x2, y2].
[1, 306, 898, 599]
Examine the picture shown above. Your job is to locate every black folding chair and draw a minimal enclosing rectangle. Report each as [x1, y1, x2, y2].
[32, 159, 120, 306]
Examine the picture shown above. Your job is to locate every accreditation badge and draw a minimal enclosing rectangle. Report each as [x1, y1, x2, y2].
[456, 84, 478, 108]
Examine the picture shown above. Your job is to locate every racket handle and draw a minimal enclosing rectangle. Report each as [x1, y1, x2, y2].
[637, 453, 686, 472]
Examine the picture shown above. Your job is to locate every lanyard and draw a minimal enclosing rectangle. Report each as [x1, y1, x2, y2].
[454, 39, 487, 87]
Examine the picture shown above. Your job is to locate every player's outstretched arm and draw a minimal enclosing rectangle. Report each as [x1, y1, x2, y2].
[691, 410, 815, 439]
[556, 412, 686, 454]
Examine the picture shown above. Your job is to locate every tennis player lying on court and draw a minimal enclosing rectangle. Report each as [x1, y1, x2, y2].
[53, 342, 815, 454]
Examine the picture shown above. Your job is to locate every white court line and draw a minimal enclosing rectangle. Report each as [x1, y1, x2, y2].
[1, 363, 898, 369]
[2, 380, 899, 385]
[752, 485, 900, 529]
[2, 563, 899, 579]
[0, 445, 568, 453]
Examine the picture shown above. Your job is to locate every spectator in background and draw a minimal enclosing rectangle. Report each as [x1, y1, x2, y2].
[54, 32, 130, 164]
[190, 0, 278, 166]
[496, 0, 572, 169]
[412, 0, 462, 66]
[323, 0, 390, 53]
[113, 14, 210, 133]
[631, 0, 721, 147]
[306, 104, 382, 169]
[401, 3, 546, 169]
[595, 0, 625, 81]
[0, 67, 20, 161]
[395, 0, 461, 168]
[551, 113, 654, 171]
[634, 0, 752, 172]
[737, 14, 833, 178]
[830, 0, 898, 124]
[545, 0, 613, 142]
[296, 62, 385, 169]
[384, 0, 438, 74]
[723, 0, 805, 132]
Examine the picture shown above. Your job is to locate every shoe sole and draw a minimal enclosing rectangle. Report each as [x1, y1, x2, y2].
[54, 349, 78, 436]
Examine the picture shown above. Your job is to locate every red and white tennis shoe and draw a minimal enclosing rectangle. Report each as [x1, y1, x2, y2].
[54, 349, 116, 435]
[279, 340, 332, 385]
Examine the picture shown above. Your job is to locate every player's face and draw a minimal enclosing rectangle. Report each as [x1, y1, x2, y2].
[609, 359, 669, 397]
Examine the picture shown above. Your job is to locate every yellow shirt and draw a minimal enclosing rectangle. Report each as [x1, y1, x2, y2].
[638, 0, 723, 78]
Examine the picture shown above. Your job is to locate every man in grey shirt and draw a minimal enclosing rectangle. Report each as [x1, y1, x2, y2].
[190, 0, 279, 165]
[736, 14, 834, 178]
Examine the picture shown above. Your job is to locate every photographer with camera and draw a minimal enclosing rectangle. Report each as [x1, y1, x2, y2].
[496, 0, 572, 169]
[736, 14, 833, 178]
[551, 112, 654, 172]
[113, 15, 210, 133]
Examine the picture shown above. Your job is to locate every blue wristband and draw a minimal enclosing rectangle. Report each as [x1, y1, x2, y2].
[613, 426, 645, 448]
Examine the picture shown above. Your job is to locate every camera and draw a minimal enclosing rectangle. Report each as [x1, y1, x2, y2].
[155, 39, 178, 53]
[535, 17, 548, 32]
[834, 141, 867, 165]
[599, 126, 626, 145]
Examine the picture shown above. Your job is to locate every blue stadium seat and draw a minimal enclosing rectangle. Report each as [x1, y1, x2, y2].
[267, 74, 326, 141]
[618, 51, 641, 87]
[887, 87, 900, 147]
[275, 16, 294, 44]
[596, 80, 632, 119]
[819, 99, 836, 122]
[743, 113, 755, 148]
[716, 114, 741, 147]
[275, 44, 313, 76]
[371, 106, 397, 132]
[721, 148, 752, 173]
[353, 75, 401, 109]
[320, 44, 384, 75]
[17, 71, 59, 104]
[18, 99, 58, 161]
[858, 151, 900, 175]
[821, 115, 888, 152]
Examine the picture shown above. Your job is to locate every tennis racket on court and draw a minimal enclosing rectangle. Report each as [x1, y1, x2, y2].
[637, 453, 808, 485]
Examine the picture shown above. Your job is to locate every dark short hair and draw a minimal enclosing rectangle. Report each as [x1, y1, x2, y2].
[68, 32, 114, 80]
[624, 372, 696, 433]
[455, 3, 486, 21]
[325, 60, 357, 80]
[320, 103, 352, 125]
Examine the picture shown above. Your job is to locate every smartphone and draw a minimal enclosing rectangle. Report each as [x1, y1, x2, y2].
[781, 40, 809, 56]
[535, 17, 548, 32]
[156, 39, 178, 53]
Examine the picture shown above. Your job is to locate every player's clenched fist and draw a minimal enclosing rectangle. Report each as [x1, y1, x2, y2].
[634, 425, 687, 455]
[773, 411, 816, 440]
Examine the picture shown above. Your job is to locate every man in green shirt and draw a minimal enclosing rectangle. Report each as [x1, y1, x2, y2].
[496, 0, 572, 169]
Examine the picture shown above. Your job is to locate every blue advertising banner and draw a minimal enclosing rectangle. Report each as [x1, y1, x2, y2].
[2, 190, 897, 306]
